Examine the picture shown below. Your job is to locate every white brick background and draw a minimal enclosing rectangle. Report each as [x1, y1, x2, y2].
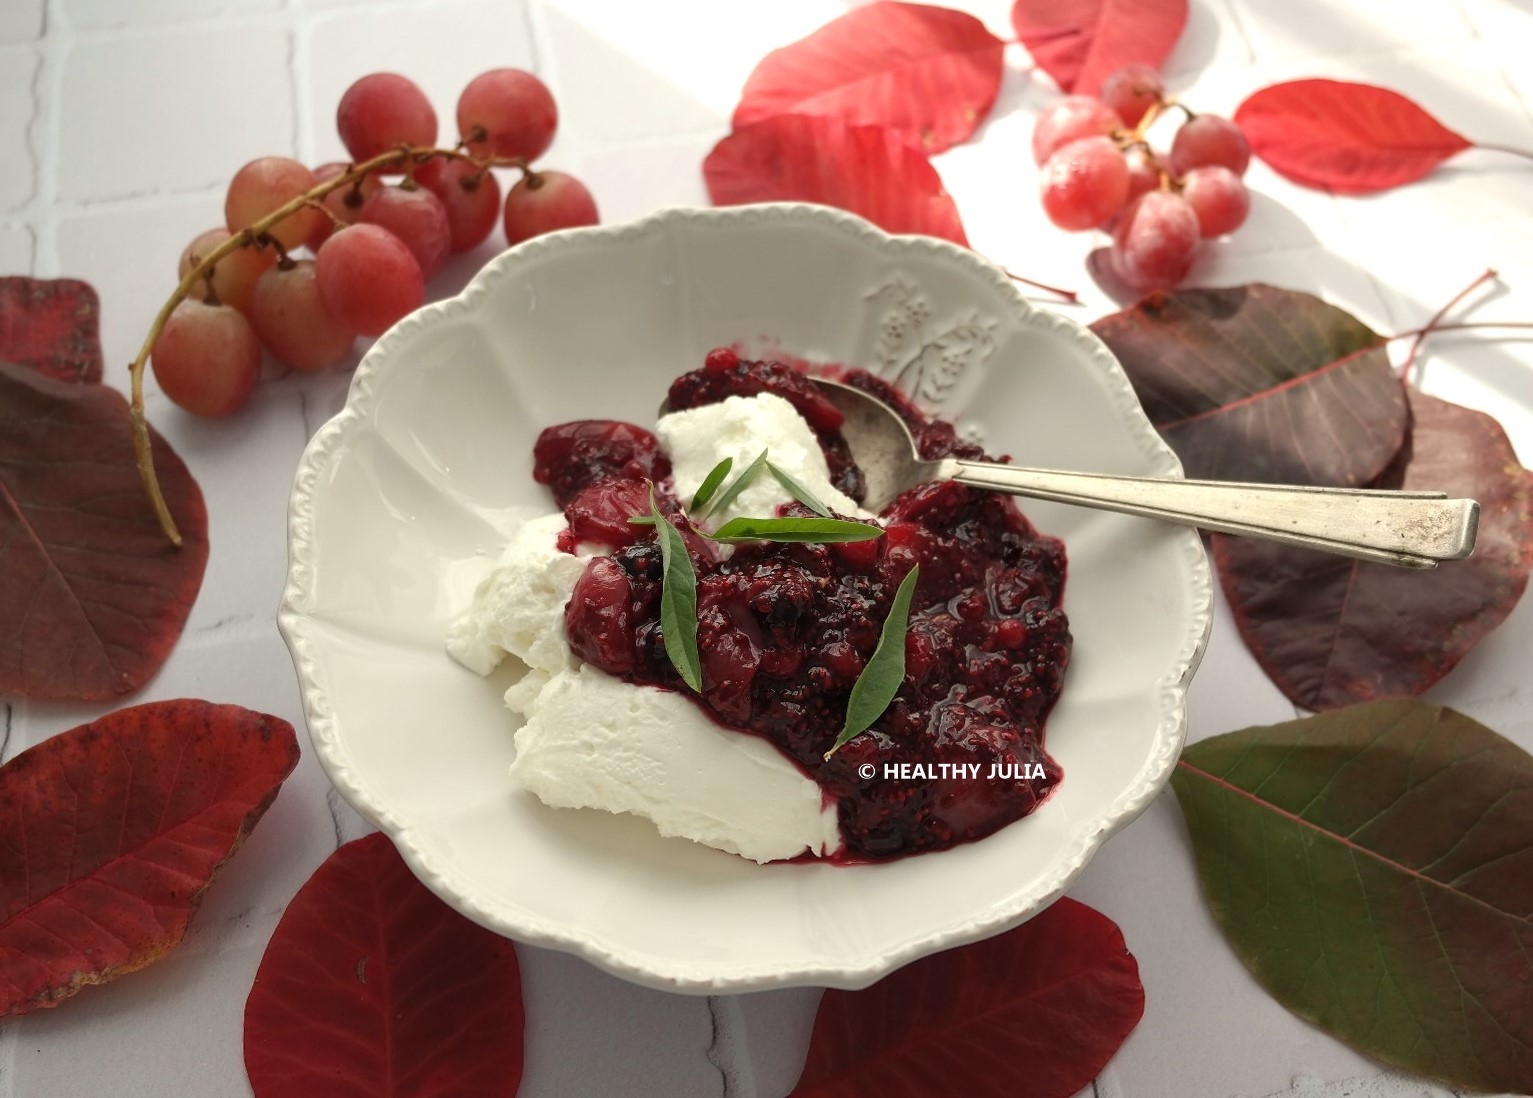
[1, 1, 1531, 1096]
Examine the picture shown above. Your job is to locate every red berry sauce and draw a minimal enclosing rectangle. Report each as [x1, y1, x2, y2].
[531, 353, 1070, 860]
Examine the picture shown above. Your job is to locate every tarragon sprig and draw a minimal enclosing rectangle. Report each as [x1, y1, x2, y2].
[633, 486, 701, 691]
[825, 564, 920, 759]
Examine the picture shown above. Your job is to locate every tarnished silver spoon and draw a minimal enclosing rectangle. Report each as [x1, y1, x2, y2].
[813, 378, 1479, 570]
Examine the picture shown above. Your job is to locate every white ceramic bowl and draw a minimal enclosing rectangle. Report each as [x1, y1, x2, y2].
[279, 203, 1212, 993]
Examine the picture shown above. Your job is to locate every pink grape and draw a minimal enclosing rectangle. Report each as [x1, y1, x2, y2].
[151, 299, 262, 417]
[1031, 96, 1123, 165]
[1039, 137, 1130, 231]
[249, 260, 357, 372]
[1109, 191, 1201, 291]
[337, 73, 438, 164]
[1180, 165, 1251, 237]
[503, 170, 598, 245]
[359, 184, 452, 279]
[457, 69, 558, 161]
[416, 158, 502, 253]
[226, 157, 325, 251]
[314, 224, 424, 337]
[309, 162, 384, 248]
[1099, 64, 1165, 129]
[178, 227, 275, 315]
[1169, 114, 1251, 177]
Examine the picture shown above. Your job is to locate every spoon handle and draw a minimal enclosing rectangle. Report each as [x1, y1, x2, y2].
[945, 461, 1480, 569]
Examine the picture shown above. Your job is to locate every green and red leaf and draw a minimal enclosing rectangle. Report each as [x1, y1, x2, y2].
[1172, 699, 1533, 1093]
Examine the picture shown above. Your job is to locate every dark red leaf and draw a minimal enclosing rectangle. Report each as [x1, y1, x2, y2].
[791, 897, 1143, 1097]
[705, 115, 969, 246]
[1011, 0, 1188, 96]
[1215, 391, 1533, 711]
[1235, 80, 1473, 194]
[0, 277, 103, 384]
[1089, 284, 1408, 486]
[0, 701, 299, 1016]
[733, 1, 1005, 154]
[244, 832, 525, 1097]
[0, 362, 209, 699]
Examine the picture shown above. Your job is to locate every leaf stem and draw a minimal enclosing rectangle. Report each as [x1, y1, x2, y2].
[128, 143, 524, 546]
[1473, 142, 1533, 162]
[1000, 267, 1080, 304]
[1389, 321, 1533, 340]
[1396, 268, 1500, 384]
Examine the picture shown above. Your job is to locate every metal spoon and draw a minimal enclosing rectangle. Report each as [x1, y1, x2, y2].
[812, 378, 1480, 570]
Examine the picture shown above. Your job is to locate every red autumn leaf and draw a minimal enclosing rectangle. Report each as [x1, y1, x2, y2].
[1011, 0, 1188, 96]
[244, 832, 524, 1097]
[1235, 80, 1473, 194]
[733, 1, 1005, 155]
[0, 277, 102, 385]
[0, 362, 209, 699]
[1215, 391, 1533, 711]
[0, 700, 299, 1016]
[791, 897, 1143, 1097]
[704, 115, 969, 246]
[1089, 284, 1408, 487]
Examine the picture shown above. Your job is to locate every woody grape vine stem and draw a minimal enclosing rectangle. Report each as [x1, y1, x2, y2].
[129, 145, 527, 546]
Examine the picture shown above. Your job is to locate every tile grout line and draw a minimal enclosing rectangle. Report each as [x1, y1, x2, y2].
[1450, 0, 1533, 129]
[703, 995, 740, 1098]
[287, 0, 313, 165]
[1214, 0, 1260, 66]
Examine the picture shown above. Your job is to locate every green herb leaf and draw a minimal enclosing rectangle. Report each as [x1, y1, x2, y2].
[825, 564, 919, 759]
[767, 461, 832, 517]
[646, 487, 701, 692]
[688, 457, 733, 513]
[699, 448, 769, 519]
[627, 515, 657, 526]
[709, 517, 883, 543]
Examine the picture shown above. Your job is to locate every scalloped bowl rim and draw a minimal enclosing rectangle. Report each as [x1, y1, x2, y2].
[278, 202, 1213, 992]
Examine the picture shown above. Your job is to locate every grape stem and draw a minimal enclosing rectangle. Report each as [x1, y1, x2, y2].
[129, 143, 525, 546]
[1129, 99, 1191, 143]
[1396, 268, 1500, 384]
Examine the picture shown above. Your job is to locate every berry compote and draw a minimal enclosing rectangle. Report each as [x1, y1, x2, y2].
[531, 351, 1070, 860]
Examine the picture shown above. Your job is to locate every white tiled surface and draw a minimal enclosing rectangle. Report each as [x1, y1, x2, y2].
[57, 25, 296, 202]
[0, 0, 43, 43]
[2, 2, 1532, 1097]
[0, 52, 37, 212]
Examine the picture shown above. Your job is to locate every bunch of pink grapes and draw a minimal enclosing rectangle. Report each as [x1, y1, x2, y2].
[153, 69, 597, 417]
[1034, 64, 1253, 293]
